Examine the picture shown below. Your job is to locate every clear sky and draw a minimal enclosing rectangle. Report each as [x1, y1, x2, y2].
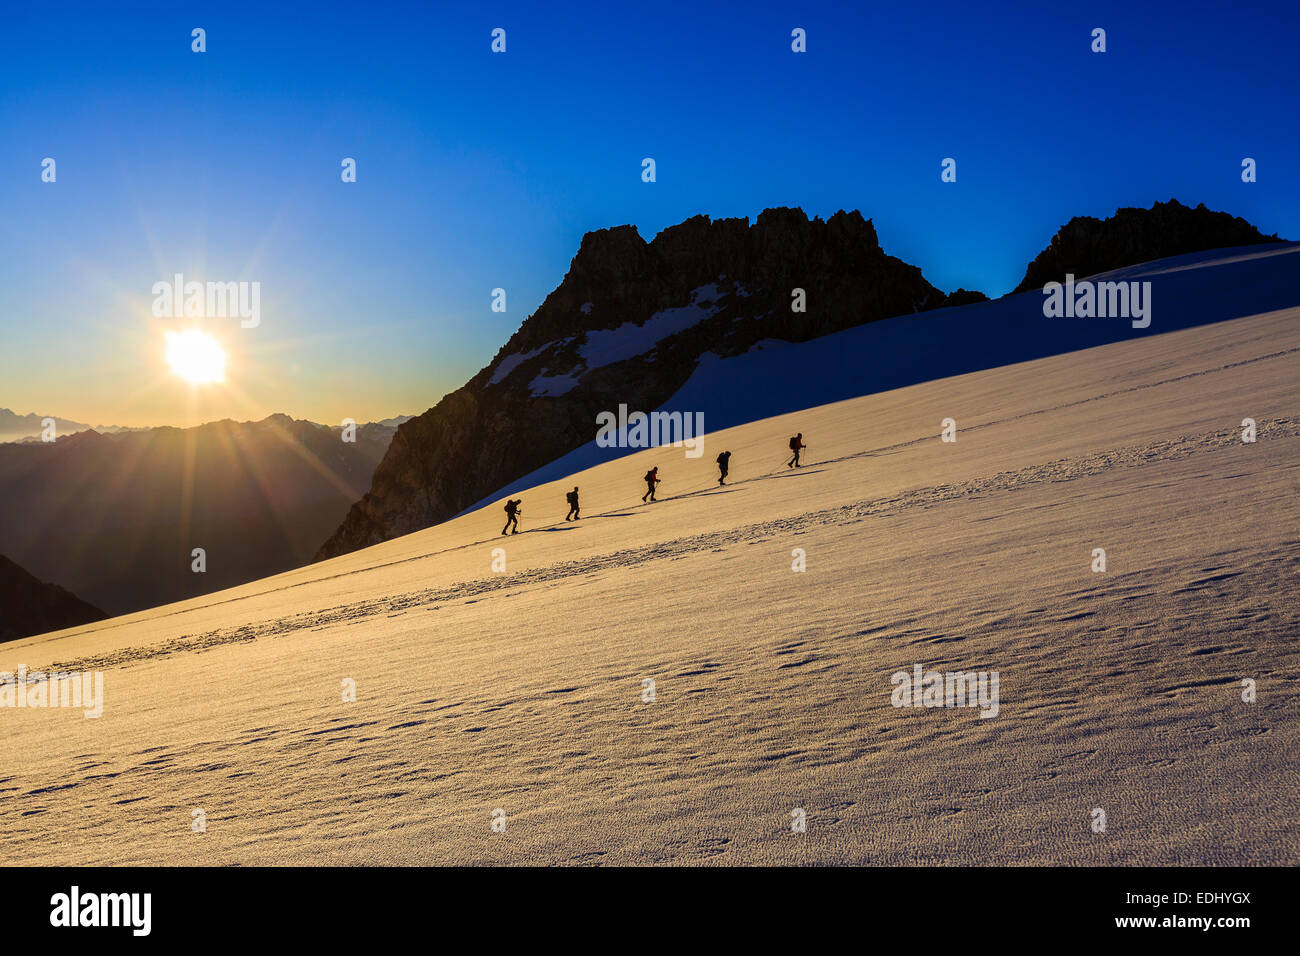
[1, 0, 1296, 428]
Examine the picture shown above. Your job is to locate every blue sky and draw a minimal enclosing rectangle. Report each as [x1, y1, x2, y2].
[1, 0, 1296, 426]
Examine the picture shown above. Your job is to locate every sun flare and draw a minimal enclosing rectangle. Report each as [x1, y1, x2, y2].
[165, 330, 226, 385]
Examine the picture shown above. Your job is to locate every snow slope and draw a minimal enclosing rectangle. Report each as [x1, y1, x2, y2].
[1, 265, 1297, 865]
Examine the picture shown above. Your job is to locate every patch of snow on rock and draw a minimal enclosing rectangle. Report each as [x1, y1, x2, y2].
[524, 285, 725, 397]
[577, 284, 723, 372]
[488, 344, 549, 386]
[529, 371, 583, 397]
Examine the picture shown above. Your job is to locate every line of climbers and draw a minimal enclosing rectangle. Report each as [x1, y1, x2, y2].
[500, 433, 807, 534]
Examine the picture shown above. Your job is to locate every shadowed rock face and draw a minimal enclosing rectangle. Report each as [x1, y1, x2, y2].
[0, 554, 106, 643]
[316, 207, 961, 560]
[1012, 199, 1284, 294]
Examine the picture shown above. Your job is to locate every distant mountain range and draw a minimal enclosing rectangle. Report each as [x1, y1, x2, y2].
[1, 409, 96, 443]
[0, 415, 403, 617]
[0, 554, 106, 644]
[317, 199, 1285, 561]
[0, 408, 414, 444]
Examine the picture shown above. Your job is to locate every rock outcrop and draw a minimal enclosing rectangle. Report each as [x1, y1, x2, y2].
[1013, 199, 1283, 293]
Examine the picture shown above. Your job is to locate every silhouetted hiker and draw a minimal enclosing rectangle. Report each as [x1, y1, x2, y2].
[642, 466, 660, 503]
[787, 433, 805, 468]
[716, 450, 732, 485]
[565, 486, 580, 521]
[502, 499, 521, 535]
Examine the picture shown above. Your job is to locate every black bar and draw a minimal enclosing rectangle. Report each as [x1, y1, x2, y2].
[0, 866, 1276, 942]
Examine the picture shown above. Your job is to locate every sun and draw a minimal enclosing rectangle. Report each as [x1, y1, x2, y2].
[165, 329, 226, 384]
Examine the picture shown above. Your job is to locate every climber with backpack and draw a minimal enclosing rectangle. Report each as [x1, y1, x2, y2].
[642, 466, 661, 503]
[716, 450, 732, 485]
[565, 486, 580, 521]
[787, 432, 805, 468]
[502, 498, 522, 535]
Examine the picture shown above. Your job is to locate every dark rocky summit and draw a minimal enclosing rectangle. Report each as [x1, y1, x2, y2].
[1013, 199, 1283, 293]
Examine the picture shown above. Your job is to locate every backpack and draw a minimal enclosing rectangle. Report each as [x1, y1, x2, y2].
[504, 501, 516, 515]
[644, 470, 655, 482]
[566, 491, 577, 504]
[789, 436, 799, 450]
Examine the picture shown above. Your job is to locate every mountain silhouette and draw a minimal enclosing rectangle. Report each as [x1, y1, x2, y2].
[1013, 199, 1282, 293]
[0, 554, 106, 643]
